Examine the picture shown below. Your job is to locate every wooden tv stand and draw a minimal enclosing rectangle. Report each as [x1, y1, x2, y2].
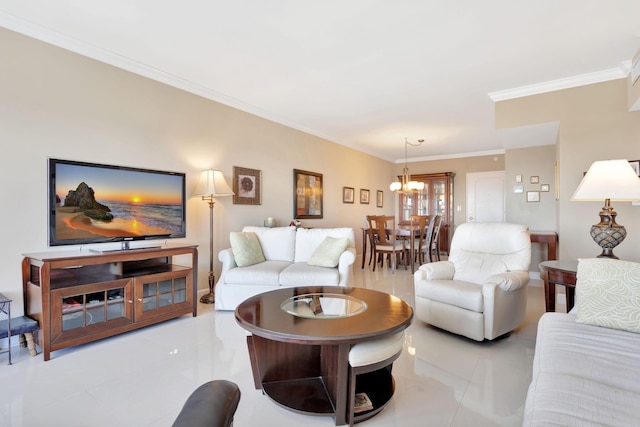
[22, 244, 198, 361]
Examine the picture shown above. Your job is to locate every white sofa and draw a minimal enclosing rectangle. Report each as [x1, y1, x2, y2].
[523, 258, 640, 425]
[215, 226, 356, 311]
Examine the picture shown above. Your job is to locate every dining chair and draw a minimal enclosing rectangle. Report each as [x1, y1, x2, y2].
[429, 215, 443, 262]
[366, 215, 407, 273]
[410, 215, 430, 265]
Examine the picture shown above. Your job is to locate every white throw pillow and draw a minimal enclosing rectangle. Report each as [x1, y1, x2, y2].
[307, 237, 350, 268]
[229, 232, 266, 267]
[576, 257, 640, 333]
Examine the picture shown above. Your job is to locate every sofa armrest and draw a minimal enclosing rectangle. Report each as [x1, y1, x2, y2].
[218, 248, 237, 272]
[485, 270, 530, 291]
[415, 261, 455, 281]
[338, 247, 357, 286]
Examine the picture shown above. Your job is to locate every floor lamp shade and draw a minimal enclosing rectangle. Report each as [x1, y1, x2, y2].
[193, 169, 234, 304]
[571, 159, 640, 258]
[193, 170, 234, 197]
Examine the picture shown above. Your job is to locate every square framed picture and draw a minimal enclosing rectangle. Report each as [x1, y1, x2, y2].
[376, 190, 383, 208]
[360, 189, 370, 204]
[232, 166, 261, 205]
[527, 191, 540, 202]
[515, 174, 522, 183]
[342, 187, 354, 203]
[540, 184, 550, 192]
[530, 176, 539, 184]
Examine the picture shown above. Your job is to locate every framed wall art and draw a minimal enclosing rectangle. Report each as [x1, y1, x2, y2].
[293, 169, 323, 219]
[343, 187, 354, 203]
[360, 189, 370, 204]
[527, 191, 540, 202]
[376, 190, 383, 208]
[232, 166, 261, 205]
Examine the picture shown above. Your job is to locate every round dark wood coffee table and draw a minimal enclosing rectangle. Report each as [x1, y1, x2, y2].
[235, 286, 413, 426]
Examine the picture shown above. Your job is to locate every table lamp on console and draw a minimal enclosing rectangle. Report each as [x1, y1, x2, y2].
[193, 170, 234, 303]
[571, 159, 640, 259]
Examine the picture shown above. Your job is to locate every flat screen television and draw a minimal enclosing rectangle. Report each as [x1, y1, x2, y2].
[49, 158, 186, 249]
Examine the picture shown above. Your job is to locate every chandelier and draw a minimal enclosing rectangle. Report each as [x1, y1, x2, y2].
[390, 138, 424, 193]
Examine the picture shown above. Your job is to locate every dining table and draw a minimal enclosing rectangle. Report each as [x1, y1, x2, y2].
[361, 224, 423, 273]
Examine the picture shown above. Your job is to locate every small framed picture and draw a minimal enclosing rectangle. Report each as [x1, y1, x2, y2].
[527, 191, 540, 202]
[540, 184, 550, 192]
[342, 187, 354, 204]
[360, 189, 370, 204]
[513, 185, 524, 194]
[376, 190, 383, 208]
[515, 174, 522, 183]
[530, 176, 539, 184]
[233, 166, 261, 205]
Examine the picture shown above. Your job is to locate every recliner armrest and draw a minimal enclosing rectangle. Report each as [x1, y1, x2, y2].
[485, 270, 530, 291]
[415, 261, 455, 281]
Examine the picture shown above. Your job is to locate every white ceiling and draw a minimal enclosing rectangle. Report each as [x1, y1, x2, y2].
[2, 1, 639, 162]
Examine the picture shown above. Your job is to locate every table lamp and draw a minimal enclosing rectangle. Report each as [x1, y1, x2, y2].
[571, 159, 640, 259]
[193, 170, 234, 303]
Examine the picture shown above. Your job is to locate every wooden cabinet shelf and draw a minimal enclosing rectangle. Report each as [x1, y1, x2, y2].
[397, 172, 455, 254]
[22, 244, 198, 360]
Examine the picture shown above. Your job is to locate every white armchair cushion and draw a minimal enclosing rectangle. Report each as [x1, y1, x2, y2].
[416, 261, 455, 281]
[576, 258, 640, 334]
[485, 271, 531, 292]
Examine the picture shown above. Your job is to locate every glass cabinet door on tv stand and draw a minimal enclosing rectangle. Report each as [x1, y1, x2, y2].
[397, 172, 455, 254]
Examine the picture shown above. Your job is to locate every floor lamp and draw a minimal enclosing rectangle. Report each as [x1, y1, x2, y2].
[193, 170, 234, 304]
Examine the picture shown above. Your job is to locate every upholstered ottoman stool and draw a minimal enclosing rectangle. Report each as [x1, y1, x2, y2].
[347, 331, 405, 426]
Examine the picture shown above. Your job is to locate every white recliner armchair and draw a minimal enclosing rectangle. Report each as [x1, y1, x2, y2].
[414, 222, 531, 341]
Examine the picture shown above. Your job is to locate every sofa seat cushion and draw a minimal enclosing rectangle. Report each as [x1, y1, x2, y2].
[224, 261, 291, 286]
[524, 312, 640, 425]
[279, 262, 341, 286]
[415, 279, 484, 312]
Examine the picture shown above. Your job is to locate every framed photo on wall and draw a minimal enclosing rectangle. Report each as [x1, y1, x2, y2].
[232, 166, 261, 205]
[343, 187, 354, 203]
[527, 191, 540, 202]
[360, 189, 370, 204]
[376, 190, 383, 208]
[294, 169, 323, 219]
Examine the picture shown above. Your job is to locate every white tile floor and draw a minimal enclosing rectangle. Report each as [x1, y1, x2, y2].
[0, 262, 548, 427]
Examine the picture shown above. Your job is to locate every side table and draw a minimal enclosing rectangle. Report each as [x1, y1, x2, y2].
[0, 293, 11, 364]
[539, 260, 578, 312]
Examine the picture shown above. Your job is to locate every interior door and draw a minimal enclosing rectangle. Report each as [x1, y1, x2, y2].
[466, 171, 505, 222]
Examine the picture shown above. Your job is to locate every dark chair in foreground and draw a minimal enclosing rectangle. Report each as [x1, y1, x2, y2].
[173, 380, 241, 427]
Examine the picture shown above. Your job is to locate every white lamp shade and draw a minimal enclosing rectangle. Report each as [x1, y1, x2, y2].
[390, 181, 402, 191]
[193, 170, 234, 197]
[571, 159, 640, 201]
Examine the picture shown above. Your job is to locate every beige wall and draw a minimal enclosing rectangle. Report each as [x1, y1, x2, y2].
[0, 28, 395, 314]
[497, 80, 640, 261]
[393, 154, 505, 228]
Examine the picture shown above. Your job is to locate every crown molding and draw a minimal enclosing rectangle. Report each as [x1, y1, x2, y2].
[488, 65, 630, 102]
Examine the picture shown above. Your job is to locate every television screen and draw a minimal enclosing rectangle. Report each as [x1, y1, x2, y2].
[49, 158, 186, 247]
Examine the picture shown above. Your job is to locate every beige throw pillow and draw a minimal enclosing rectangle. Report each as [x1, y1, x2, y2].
[576, 257, 640, 333]
[307, 237, 350, 268]
[230, 232, 266, 267]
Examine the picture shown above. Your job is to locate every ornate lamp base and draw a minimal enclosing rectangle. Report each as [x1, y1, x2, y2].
[200, 271, 215, 304]
[589, 202, 626, 259]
